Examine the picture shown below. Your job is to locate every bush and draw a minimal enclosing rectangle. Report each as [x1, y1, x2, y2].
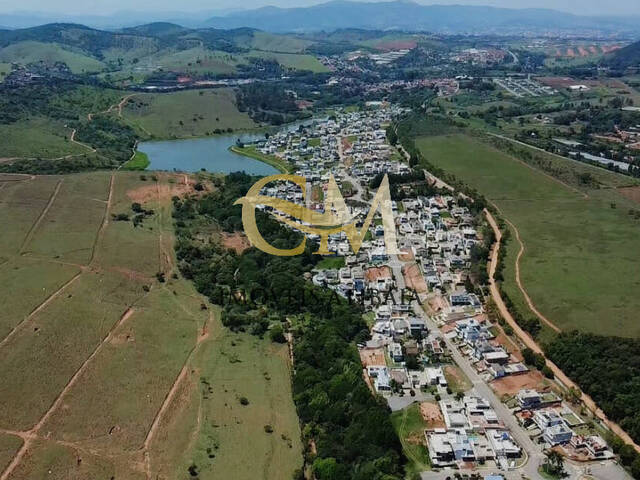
[239, 396, 249, 406]
[269, 325, 287, 343]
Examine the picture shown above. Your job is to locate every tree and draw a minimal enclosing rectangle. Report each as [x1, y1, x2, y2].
[543, 450, 565, 477]
[269, 325, 286, 343]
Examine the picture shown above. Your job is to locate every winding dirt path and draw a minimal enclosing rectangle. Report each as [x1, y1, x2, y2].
[4, 93, 135, 164]
[484, 208, 640, 454]
[488, 205, 561, 334]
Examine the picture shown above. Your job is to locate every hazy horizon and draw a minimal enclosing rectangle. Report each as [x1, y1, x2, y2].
[1, 0, 639, 17]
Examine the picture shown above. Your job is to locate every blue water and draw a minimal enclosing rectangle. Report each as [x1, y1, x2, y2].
[138, 133, 278, 175]
[138, 118, 322, 175]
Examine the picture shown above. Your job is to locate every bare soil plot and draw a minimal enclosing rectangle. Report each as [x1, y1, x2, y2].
[420, 402, 445, 429]
[359, 348, 386, 367]
[0, 270, 144, 431]
[221, 232, 251, 254]
[0, 257, 80, 340]
[0, 176, 59, 254]
[365, 266, 392, 281]
[23, 173, 111, 265]
[403, 263, 428, 294]
[617, 186, 640, 204]
[491, 370, 547, 397]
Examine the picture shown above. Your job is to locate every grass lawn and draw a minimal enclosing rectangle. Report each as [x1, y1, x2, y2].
[390, 403, 431, 476]
[148, 325, 303, 480]
[417, 134, 640, 338]
[444, 365, 472, 393]
[122, 88, 256, 139]
[121, 151, 150, 170]
[230, 145, 291, 173]
[40, 283, 203, 452]
[315, 256, 345, 270]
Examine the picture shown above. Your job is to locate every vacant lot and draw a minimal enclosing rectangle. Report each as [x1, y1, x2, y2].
[0, 171, 303, 480]
[418, 134, 640, 338]
[122, 88, 256, 139]
[390, 403, 430, 476]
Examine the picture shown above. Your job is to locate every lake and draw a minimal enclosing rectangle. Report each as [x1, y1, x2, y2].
[138, 118, 322, 175]
[138, 132, 278, 175]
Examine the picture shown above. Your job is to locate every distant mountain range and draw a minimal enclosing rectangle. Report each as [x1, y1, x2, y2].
[0, 9, 244, 30]
[204, 1, 640, 35]
[0, 2, 639, 35]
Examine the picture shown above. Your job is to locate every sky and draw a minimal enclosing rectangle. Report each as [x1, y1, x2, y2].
[0, 0, 639, 17]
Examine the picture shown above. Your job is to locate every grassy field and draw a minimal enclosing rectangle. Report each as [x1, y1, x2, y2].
[143, 47, 240, 76]
[122, 88, 256, 139]
[390, 403, 431, 476]
[122, 151, 150, 170]
[0, 62, 11, 81]
[230, 145, 291, 173]
[250, 32, 313, 53]
[417, 134, 640, 338]
[245, 50, 329, 73]
[0, 41, 105, 74]
[0, 257, 80, 340]
[23, 172, 111, 265]
[0, 175, 61, 253]
[0, 117, 86, 158]
[0, 171, 303, 479]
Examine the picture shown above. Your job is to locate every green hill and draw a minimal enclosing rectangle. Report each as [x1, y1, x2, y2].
[606, 40, 640, 69]
[0, 41, 105, 73]
[0, 23, 324, 76]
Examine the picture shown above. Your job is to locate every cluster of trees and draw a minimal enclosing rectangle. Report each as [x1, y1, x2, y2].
[75, 115, 138, 163]
[236, 83, 310, 125]
[0, 154, 118, 175]
[521, 347, 554, 379]
[547, 332, 640, 450]
[173, 172, 405, 479]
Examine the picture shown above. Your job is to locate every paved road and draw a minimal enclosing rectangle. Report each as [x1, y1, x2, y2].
[390, 249, 548, 478]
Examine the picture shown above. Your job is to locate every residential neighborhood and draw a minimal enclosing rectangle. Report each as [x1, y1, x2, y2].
[246, 104, 629, 480]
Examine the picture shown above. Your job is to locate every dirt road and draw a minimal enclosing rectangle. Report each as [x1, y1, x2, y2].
[484, 208, 640, 453]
